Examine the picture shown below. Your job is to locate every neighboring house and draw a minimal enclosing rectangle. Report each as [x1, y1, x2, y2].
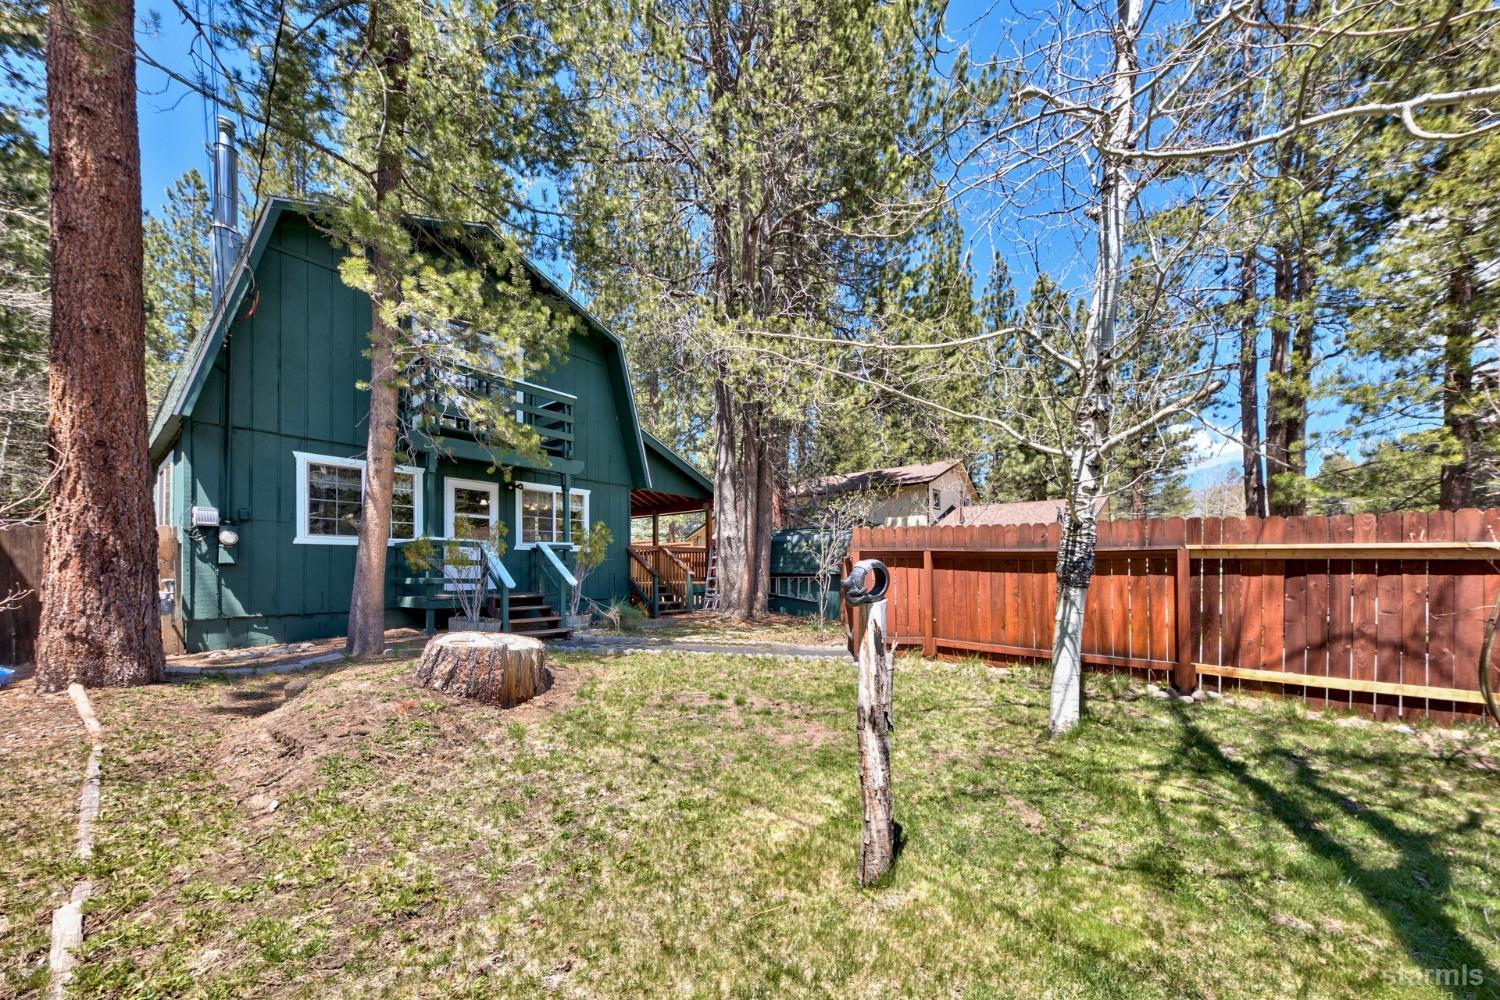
[149, 198, 711, 650]
[802, 460, 976, 527]
[937, 496, 1108, 527]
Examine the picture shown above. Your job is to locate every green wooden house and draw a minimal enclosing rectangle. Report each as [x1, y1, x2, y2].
[148, 198, 712, 651]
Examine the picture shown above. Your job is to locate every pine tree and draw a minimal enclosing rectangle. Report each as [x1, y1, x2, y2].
[570, 0, 969, 618]
[982, 271, 1071, 503]
[1331, 72, 1499, 509]
[223, 0, 587, 655]
[36, 0, 164, 689]
[0, 0, 48, 513]
[143, 169, 212, 408]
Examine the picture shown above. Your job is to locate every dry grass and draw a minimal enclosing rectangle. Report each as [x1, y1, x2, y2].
[634, 610, 843, 646]
[3, 649, 1498, 998]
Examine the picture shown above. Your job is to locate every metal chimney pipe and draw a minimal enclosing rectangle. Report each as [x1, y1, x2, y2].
[210, 115, 241, 306]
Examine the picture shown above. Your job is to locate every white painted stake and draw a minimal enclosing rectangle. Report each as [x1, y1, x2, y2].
[49, 684, 103, 999]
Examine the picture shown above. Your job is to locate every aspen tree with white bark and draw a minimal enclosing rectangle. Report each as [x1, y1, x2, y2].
[976, 0, 1500, 732]
[750, 0, 1500, 734]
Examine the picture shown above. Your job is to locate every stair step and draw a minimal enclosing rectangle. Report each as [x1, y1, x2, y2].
[511, 627, 573, 640]
[397, 595, 457, 609]
[511, 614, 561, 625]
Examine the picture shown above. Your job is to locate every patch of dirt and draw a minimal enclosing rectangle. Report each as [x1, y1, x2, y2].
[0, 669, 89, 758]
[1003, 794, 1045, 834]
[167, 628, 428, 671]
[213, 660, 584, 809]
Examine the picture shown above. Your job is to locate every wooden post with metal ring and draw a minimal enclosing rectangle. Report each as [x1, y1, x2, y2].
[842, 558, 895, 886]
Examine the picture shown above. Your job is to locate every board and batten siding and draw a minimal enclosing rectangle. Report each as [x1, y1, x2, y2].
[174, 212, 638, 649]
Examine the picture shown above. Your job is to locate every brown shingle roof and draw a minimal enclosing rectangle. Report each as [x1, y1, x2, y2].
[806, 459, 962, 496]
[938, 497, 1108, 527]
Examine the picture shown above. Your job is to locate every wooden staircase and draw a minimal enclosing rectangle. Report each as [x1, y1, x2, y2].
[396, 544, 574, 641]
[491, 591, 573, 641]
[655, 580, 688, 615]
[627, 544, 703, 618]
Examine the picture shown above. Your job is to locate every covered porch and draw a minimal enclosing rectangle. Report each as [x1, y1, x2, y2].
[629, 433, 715, 617]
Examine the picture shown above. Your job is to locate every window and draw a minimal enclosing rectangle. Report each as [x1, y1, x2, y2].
[294, 451, 424, 545]
[570, 491, 585, 539]
[153, 458, 173, 527]
[515, 482, 589, 548]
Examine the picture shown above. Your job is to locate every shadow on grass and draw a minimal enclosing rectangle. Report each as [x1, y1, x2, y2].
[1167, 707, 1495, 998]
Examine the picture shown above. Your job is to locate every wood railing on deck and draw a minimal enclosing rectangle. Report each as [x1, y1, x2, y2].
[661, 544, 707, 580]
[627, 547, 661, 615]
[628, 545, 699, 616]
[654, 546, 693, 608]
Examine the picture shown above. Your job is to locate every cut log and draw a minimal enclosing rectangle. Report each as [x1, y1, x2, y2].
[414, 632, 552, 708]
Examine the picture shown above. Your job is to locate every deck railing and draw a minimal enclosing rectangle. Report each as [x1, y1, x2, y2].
[407, 367, 576, 460]
[532, 541, 577, 619]
[627, 548, 661, 616]
[628, 544, 698, 616]
[394, 538, 517, 632]
[659, 544, 707, 581]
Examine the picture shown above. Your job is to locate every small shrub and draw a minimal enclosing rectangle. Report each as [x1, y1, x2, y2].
[589, 597, 646, 633]
[615, 602, 647, 633]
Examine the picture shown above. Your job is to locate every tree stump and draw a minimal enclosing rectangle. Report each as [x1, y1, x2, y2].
[414, 632, 552, 708]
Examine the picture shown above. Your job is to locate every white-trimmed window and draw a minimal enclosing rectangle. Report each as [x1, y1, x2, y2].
[153, 457, 173, 527]
[515, 482, 589, 548]
[294, 451, 424, 545]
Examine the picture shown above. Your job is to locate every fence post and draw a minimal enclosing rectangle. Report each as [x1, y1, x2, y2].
[922, 547, 936, 657]
[1174, 545, 1196, 694]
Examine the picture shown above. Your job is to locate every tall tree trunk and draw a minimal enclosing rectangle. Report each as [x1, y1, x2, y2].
[346, 7, 410, 657]
[35, 0, 164, 691]
[1265, 242, 1312, 516]
[712, 379, 771, 620]
[1439, 247, 1477, 510]
[1237, 250, 1266, 517]
[1049, 0, 1139, 736]
[702, 4, 771, 622]
[750, 404, 773, 610]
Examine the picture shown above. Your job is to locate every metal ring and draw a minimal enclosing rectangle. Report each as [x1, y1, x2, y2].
[841, 558, 889, 605]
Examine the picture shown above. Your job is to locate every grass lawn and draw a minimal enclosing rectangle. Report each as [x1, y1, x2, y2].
[3, 648, 1498, 998]
[624, 610, 844, 646]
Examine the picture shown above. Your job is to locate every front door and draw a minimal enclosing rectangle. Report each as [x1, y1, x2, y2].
[443, 478, 500, 589]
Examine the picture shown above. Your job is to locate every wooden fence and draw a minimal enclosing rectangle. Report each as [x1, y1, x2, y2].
[0, 522, 44, 664]
[0, 524, 185, 665]
[850, 510, 1500, 724]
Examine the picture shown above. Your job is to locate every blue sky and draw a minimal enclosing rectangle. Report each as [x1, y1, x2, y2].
[127, 0, 1270, 488]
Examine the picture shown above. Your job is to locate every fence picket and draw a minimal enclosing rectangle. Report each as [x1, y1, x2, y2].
[1451, 509, 1486, 728]
[1426, 511, 1458, 722]
[1301, 514, 1332, 712]
[1350, 514, 1380, 717]
[1375, 513, 1406, 720]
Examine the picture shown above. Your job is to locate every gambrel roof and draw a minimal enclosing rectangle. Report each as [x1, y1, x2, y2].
[147, 197, 654, 490]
